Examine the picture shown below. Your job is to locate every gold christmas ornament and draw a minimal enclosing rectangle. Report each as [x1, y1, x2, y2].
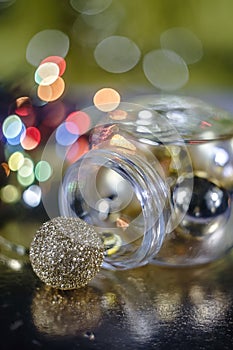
[29, 217, 104, 290]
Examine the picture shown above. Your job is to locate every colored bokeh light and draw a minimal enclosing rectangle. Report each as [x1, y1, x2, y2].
[8, 151, 24, 171]
[6, 123, 26, 146]
[55, 122, 79, 146]
[2, 115, 24, 139]
[20, 127, 41, 150]
[93, 88, 121, 112]
[35, 62, 60, 86]
[0, 184, 20, 204]
[33, 51, 67, 106]
[40, 56, 66, 76]
[17, 172, 35, 187]
[35, 161, 52, 182]
[109, 109, 127, 120]
[37, 76, 65, 102]
[65, 120, 79, 135]
[23, 185, 41, 207]
[2, 114, 26, 147]
[1, 162, 10, 177]
[26, 29, 70, 67]
[18, 158, 34, 178]
[66, 136, 89, 163]
[30, 85, 48, 107]
[14, 96, 33, 117]
[66, 111, 91, 135]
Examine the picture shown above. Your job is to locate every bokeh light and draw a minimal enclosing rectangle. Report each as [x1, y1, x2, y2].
[214, 147, 229, 167]
[37, 76, 65, 102]
[143, 49, 189, 90]
[66, 136, 89, 163]
[18, 158, 34, 178]
[17, 172, 35, 187]
[94, 35, 141, 73]
[138, 110, 153, 120]
[2, 115, 24, 139]
[22, 185, 42, 207]
[160, 27, 203, 64]
[109, 109, 128, 120]
[14, 96, 34, 117]
[72, 6, 120, 48]
[35, 161, 52, 182]
[55, 122, 79, 146]
[81, 2, 123, 28]
[35, 62, 60, 86]
[0, 184, 20, 204]
[6, 123, 26, 146]
[20, 127, 41, 150]
[8, 151, 24, 171]
[1, 162, 10, 177]
[26, 29, 70, 66]
[93, 88, 121, 112]
[70, 0, 112, 15]
[29, 85, 48, 107]
[40, 56, 66, 76]
[66, 111, 91, 135]
[14, 100, 36, 127]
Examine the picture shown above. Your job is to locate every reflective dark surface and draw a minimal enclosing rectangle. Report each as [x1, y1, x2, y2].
[1, 249, 233, 349]
[1, 1, 233, 348]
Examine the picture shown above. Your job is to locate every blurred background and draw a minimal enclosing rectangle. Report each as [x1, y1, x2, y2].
[0, 0, 233, 96]
[2, 1, 233, 349]
[1, 0, 233, 268]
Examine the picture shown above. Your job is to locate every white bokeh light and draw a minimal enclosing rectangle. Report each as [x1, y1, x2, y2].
[160, 27, 203, 64]
[26, 30, 70, 66]
[94, 35, 141, 73]
[143, 49, 189, 91]
[70, 0, 112, 15]
[23, 185, 42, 207]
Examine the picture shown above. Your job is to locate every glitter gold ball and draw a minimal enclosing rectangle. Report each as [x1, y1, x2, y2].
[29, 217, 104, 290]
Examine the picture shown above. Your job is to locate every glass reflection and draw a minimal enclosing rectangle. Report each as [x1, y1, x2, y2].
[31, 285, 103, 336]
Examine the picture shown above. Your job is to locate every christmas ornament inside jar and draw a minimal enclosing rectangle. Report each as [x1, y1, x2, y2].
[59, 95, 233, 268]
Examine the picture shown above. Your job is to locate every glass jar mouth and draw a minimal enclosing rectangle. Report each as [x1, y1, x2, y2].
[59, 146, 168, 270]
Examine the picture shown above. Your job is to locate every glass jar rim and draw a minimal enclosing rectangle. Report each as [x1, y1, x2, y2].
[129, 94, 233, 142]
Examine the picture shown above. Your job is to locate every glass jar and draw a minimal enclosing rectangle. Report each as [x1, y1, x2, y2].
[43, 95, 233, 269]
